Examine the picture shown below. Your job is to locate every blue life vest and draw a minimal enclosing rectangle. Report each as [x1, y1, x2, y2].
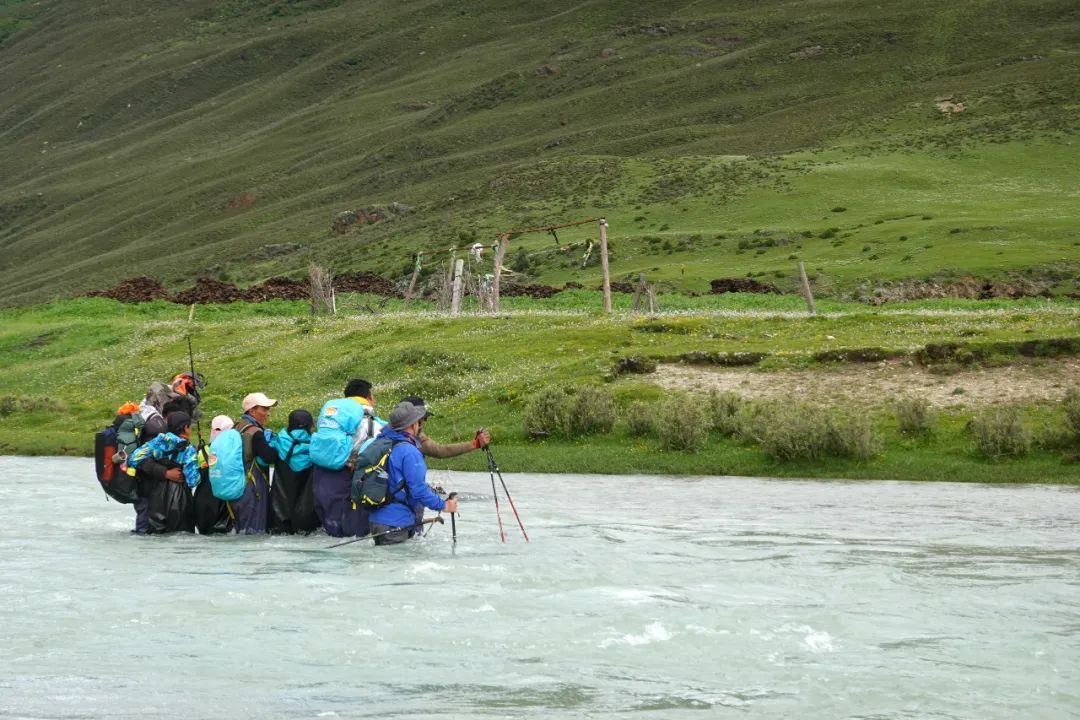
[273, 428, 313, 473]
[309, 398, 375, 470]
[208, 428, 247, 501]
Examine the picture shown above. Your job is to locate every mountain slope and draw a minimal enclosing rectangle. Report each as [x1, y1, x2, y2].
[1, 0, 1078, 304]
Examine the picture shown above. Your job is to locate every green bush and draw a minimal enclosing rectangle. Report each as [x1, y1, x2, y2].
[971, 406, 1032, 460]
[657, 394, 709, 451]
[707, 390, 743, 436]
[827, 410, 882, 460]
[624, 401, 655, 438]
[566, 386, 617, 436]
[523, 391, 568, 438]
[523, 386, 616, 438]
[738, 402, 881, 461]
[895, 396, 936, 435]
[1064, 388, 1080, 438]
[738, 402, 831, 461]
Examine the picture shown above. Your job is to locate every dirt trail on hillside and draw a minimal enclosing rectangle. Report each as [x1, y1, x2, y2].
[649, 358, 1080, 408]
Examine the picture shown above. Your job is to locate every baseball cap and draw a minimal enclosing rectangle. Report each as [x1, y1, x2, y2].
[242, 392, 279, 412]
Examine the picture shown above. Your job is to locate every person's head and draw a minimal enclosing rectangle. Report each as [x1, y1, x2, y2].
[400, 395, 434, 429]
[210, 415, 234, 441]
[166, 411, 192, 439]
[388, 400, 428, 435]
[287, 409, 314, 433]
[343, 378, 373, 403]
[242, 392, 278, 425]
[171, 372, 204, 399]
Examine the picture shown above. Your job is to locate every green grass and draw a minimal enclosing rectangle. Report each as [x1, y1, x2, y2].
[0, 0, 1078, 305]
[1, 297, 1078, 483]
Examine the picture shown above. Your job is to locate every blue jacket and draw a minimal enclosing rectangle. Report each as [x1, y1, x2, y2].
[129, 432, 201, 488]
[272, 428, 312, 472]
[368, 427, 445, 530]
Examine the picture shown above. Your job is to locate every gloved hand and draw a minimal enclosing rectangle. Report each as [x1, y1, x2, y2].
[472, 428, 491, 450]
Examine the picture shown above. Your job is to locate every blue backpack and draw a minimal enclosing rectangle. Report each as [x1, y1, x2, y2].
[207, 428, 249, 501]
[273, 428, 312, 473]
[309, 398, 377, 470]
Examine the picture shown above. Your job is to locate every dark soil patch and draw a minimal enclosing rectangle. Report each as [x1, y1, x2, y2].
[84, 277, 169, 303]
[709, 278, 782, 294]
[83, 272, 401, 304]
[502, 283, 562, 298]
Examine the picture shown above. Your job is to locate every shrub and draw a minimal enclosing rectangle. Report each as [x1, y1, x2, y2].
[826, 410, 882, 460]
[624, 401, 655, 438]
[657, 394, 709, 451]
[1063, 388, 1080, 438]
[739, 402, 881, 461]
[566, 386, 617, 436]
[523, 391, 568, 438]
[895, 396, 936, 435]
[971, 406, 1032, 460]
[738, 402, 831, 461]
[707, 391, 743, 436]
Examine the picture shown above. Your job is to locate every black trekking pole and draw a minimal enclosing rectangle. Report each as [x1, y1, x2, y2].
[185, 304, 206, 448]
[485, 447, 528, 542]
[485, 449, 506, 543]
[325, 516, 443, 549]
[448, 491, 458, 553]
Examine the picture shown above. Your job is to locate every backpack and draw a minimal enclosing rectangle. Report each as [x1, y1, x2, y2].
[273, 429, 312, 473]
[310, 398, 376, 470]
[207, 428, 251, 501]
[93, 411, 145, 503]
[350, 436, 405, 508]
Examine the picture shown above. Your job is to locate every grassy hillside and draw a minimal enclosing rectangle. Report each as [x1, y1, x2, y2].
[1, 0, 1078, 305]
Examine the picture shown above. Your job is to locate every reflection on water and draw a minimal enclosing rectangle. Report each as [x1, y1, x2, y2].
[1, 457, 1078, 719]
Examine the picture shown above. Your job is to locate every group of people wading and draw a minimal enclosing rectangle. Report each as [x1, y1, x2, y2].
[95, 374, 486, 546]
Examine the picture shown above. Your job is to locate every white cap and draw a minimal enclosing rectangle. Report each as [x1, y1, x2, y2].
[242, 392, 279, 412]
[210, 415, 234, 441]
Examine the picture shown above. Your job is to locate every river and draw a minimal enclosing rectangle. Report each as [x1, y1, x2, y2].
[1, 456, 1078, 719]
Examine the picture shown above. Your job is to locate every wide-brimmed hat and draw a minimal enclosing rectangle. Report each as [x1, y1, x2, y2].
[401, 395, 434, 419]
[388, 400, 428, 431]
[242, 392, 279, 412]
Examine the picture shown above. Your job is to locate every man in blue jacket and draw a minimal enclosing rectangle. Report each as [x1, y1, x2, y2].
[368, 401, 458, 546]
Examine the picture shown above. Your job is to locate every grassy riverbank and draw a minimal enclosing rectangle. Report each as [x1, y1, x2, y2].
[1, 296, 1079, 483]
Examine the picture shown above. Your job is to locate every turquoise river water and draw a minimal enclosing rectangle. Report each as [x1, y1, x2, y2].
[1, 456, 1078, 719]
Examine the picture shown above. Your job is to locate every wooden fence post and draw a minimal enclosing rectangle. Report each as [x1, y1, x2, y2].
[599, 218, 612, 313]
[631, 272, 647, 313]
[450, 258, 465, 315]
[492, 233, 509, 313]
[647, 285, 657, 313]
[403, 254, 421, 311]
[798, 261, 816, 316]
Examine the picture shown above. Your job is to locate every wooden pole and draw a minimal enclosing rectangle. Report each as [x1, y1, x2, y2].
[330, 286, 336, 315]
[798, 261, 816, 315]
[492, 233, 509, 314]
[647, 285, 657, 313]
[439, 255, 455, 311]
[450, 258, 465, 315]
[631, 272, 646, 313]
[403, 256, 421, 311]
[599, 218, 611, 313]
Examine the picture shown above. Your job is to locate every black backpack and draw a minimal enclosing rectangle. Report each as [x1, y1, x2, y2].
[93, 412, 144, 503]
[350, 437, 406, 509]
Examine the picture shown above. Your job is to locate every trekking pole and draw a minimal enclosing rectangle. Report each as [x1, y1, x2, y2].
[485, 449, 506, 543]
[485, 447, 528, 542]
[185, 304, 205, 448]
[448, 491, 458, 549]
[325, 516, 443, 549]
